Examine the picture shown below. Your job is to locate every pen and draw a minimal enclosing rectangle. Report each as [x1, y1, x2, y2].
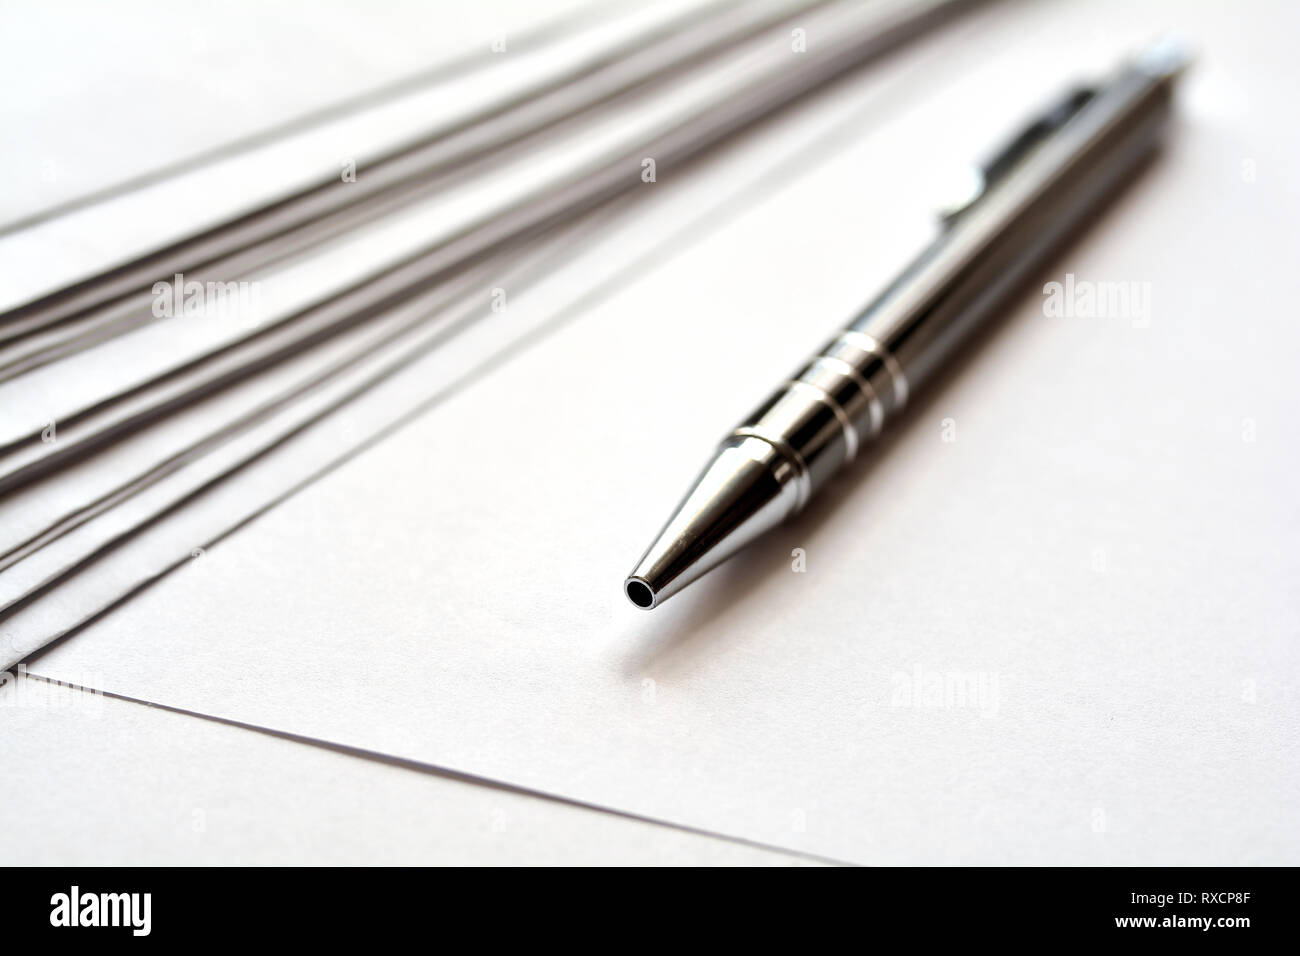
[625, 40, 1189, 609]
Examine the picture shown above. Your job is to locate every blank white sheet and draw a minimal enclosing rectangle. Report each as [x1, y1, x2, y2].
[0, 673, 819, 865]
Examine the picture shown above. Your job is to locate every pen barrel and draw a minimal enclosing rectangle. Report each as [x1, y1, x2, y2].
[851, 47, 1181, 394]
[731, 331, 908, 505]
[730, 46, 1182, 508]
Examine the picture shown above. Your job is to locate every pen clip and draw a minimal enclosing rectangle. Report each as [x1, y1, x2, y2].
[938, 85, 1097, 223]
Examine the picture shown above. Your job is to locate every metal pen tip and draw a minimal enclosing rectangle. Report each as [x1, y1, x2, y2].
[623, 434, 804, 610]
[624, 577, 657, 609]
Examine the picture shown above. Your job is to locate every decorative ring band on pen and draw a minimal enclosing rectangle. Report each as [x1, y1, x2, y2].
[734, 332, 910, 507]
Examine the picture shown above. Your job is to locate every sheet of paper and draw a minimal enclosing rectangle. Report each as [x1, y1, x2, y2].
[22, 0, 1300, 864]
[0, 672, 819, 865]
[0, 0, 632, 254]
[0, 258, 499, 562]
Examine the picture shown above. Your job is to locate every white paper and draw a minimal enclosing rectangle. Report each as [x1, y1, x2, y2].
[0, 672, 818, 865]
[0, 0, 677, 303]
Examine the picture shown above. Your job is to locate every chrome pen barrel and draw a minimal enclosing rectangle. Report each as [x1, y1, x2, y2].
[730, 331, 910, 508]
[851, 41, 1185, 393]
[626, 40, 1189, 609]
[725, 41, 1185, 512]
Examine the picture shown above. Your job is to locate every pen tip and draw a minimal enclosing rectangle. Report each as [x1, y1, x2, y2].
[624, 577, 657, 609]
[622, 435, 804, 611]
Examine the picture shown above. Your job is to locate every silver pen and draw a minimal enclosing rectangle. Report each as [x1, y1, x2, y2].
[625, 40, 1189, 610]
